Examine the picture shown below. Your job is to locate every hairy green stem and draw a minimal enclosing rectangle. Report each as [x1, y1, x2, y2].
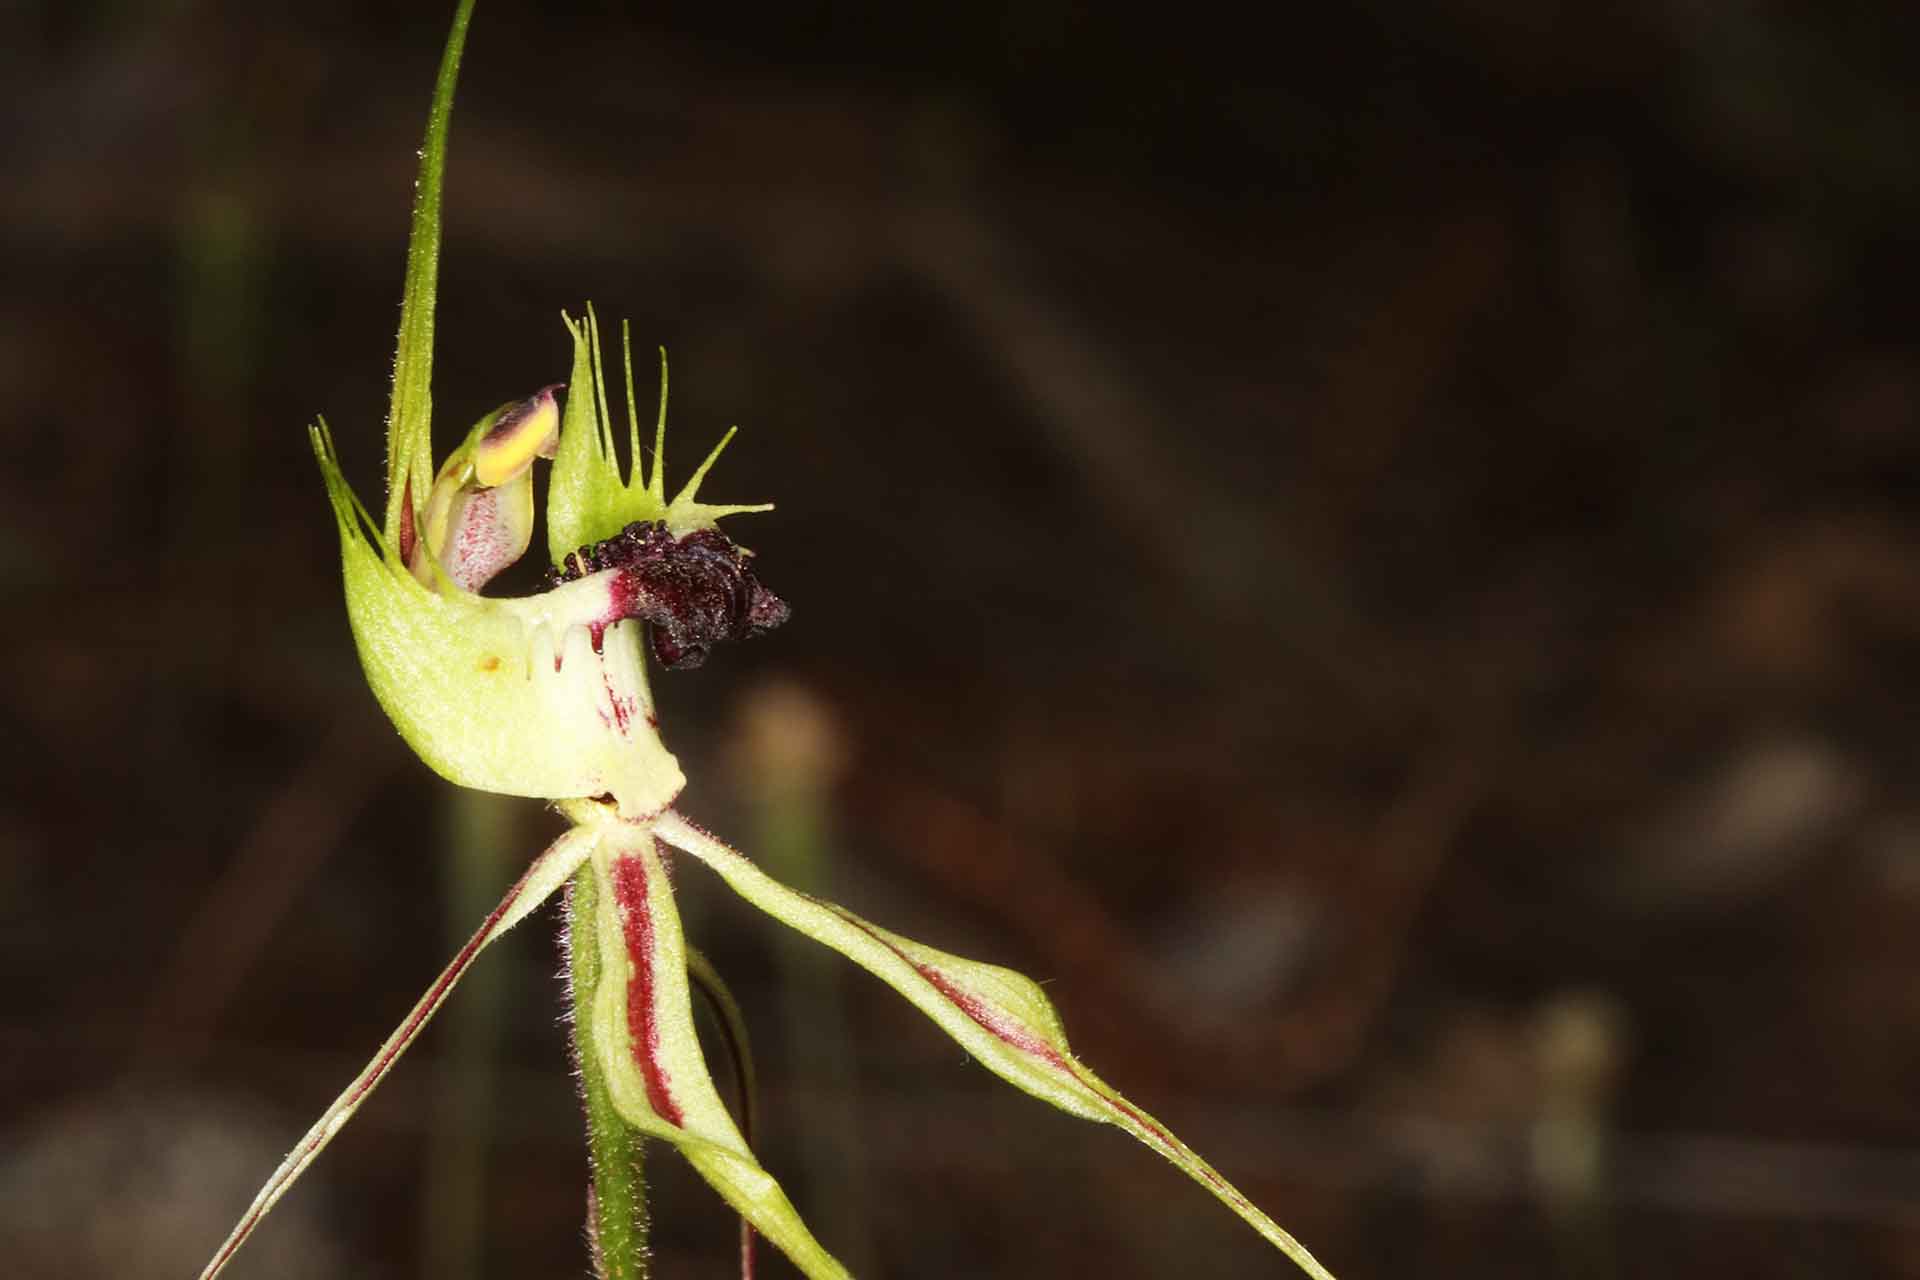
[567, 864, 650, 1279]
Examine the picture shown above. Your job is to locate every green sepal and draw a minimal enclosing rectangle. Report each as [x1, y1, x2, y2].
[584, 828, 850, 1280]
[383, 0, 475, 550]
[314, 423, 685, 818]
[654, 811, 1338, 1280]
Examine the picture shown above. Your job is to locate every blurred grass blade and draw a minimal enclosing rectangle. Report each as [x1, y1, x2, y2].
[423, 790, 521, 1277]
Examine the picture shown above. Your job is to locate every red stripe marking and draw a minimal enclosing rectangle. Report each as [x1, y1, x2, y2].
[610, 851, 684, 1126]
[817, 904, 1254, 1204]
[912, 963, 1061, 1060]
[599, 668, 635, 733]
[822, 903, 1076, 1067]
[661, 822, 1261, 1220]
[397, 474, 418, 566]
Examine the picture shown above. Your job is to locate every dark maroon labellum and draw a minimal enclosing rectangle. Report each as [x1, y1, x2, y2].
[548, 521, 790, 670]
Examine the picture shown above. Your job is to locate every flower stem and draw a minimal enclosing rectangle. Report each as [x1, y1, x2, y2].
[567, 862, 650, 1279]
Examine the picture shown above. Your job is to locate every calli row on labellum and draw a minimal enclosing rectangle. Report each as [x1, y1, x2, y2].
[196, 2, 1337, 1278]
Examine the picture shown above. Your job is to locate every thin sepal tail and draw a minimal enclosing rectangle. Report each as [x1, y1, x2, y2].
[197, 823, 599, 1280]
[653, 810, 1338, 1280]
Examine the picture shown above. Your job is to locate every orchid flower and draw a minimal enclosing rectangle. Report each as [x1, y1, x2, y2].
[197, 4, 1335, 1278]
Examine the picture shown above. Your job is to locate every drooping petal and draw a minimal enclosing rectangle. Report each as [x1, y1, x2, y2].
[198, 823, 600, 1280]
[653, 810, 1338, 1280]
[472, 384, 561, 487]
[314, 424, 685, 818]
[408, 386, 559, 590]
[416, 470, 535, 591]
[581, 828, 850, 1280]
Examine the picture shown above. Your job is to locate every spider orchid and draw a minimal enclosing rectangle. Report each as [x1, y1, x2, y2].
[197, 4, 1334, 1278]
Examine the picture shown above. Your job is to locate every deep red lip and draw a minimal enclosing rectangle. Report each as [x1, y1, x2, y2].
[552, 520, 791, 669]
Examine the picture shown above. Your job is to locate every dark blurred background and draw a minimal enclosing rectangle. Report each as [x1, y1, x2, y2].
[6, 2, 1920, 1277]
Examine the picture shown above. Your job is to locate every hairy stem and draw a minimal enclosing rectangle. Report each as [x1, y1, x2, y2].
[567, 865, 650, 1279]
